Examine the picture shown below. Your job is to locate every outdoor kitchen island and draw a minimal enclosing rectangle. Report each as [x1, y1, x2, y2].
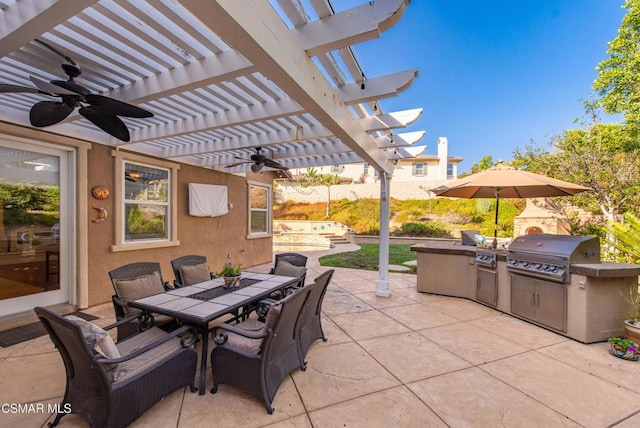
[411, 238, 640, 343]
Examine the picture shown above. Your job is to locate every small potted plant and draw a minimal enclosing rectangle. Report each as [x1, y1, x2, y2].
[219, 262, 242, 288]
[608, 337, 639, 361]
[620, 283, 640, 342]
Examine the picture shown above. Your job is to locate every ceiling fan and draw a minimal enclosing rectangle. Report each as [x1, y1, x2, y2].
[225, 147, 292, 179]
[0, 39, 153, 142]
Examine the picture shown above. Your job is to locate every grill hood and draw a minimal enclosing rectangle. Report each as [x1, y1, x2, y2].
[508, 234, 600, 264]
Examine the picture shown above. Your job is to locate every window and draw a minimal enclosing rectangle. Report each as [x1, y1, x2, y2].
[412, 162, 425, 176]
[447, 163, 454, 178]
[363, 162, 369, 175]
[112, 151, 179, 251]
[331, 165, 341, 174]
[248, 181, 272, 237]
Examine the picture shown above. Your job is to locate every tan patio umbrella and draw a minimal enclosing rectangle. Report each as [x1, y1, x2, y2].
[430, 161, 591, 247]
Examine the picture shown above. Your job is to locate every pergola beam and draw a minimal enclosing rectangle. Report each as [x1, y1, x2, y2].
[179, 0, 395, 174]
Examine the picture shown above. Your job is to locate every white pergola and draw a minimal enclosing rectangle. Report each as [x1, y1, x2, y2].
[0, 0, 424, 296]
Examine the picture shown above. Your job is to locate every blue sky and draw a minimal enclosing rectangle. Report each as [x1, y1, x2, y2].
[340, 0, 627, 173]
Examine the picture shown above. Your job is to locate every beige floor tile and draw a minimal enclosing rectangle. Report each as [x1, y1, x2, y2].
[424, 297, 502, 320]
[393, 288, 453, 304]
[537, 340, 640, 393]
[2, 397, 63, 427]
[310, 315, 352, 347]
[359, 331, 471, 383]
[330, 310, 410, 341]
[612, 411, 640, 427]
[132, 387, 184, 427]
[322, 290, 374, 315]
[309, 386, 446, 428]
[469, 313, 569, 349]
[482, 351, 640, 427]
[45, 412, 88, 427]
[262, 413, 313, 428]
[419, 322, 529, 365]
[179, 376, 305, 427]
[292, 342, 400, 411]
[381, 303, 459, 330]
[353, 291, 417, 309]
[0, 352, 66, 403]
[408, 367, 581, 427]
[334, 278, 381, 294]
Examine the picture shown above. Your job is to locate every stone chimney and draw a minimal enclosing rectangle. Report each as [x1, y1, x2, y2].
[437, 137, 448, 180]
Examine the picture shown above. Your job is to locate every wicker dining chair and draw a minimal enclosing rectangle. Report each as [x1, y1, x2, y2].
[210, 285, 312, 414]
[34, 306, 197, 428]
[298, 269, 334, 366]
[108, 262, 174, 340]
[170, 255, 214, 288]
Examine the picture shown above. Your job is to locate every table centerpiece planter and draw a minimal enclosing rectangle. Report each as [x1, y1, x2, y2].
[219, 262, 242, 289]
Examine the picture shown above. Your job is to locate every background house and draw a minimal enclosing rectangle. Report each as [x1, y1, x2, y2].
[277, 137, 463, 203]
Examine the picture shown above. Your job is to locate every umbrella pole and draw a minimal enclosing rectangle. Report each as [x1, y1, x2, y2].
[493, 195, 499, 249]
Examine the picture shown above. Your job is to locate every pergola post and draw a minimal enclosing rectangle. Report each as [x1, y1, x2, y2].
[376, 171, 391, 297]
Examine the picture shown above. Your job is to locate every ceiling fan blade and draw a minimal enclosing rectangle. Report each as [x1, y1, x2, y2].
[263, 158, 288, 170]
[225, 161, 252, 168]
[0, 84, 46, 94]
[84, 94, 153, 118]
[29, 76, 77, 95]
[79, 106, 130, 142]
[29, 101, 74, 127]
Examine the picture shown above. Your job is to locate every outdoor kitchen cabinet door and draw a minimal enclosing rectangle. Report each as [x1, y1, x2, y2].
[510, 274, 567, 332]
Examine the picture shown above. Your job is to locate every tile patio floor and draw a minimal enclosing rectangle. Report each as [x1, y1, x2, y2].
[1, 246, 640, 427]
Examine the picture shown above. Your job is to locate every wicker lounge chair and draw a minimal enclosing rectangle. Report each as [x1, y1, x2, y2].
[266, 253, 308, 301]
[298, 269, 334, 366]
[34, 306, 197, 428]
[170, 255, 215, 288]
[210, 285, 311, 414]
[108, 262, 174, 340]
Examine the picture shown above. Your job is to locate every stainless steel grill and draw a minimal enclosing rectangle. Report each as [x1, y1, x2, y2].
[475, 249, 497, 268]
[506, 234, 600, 283]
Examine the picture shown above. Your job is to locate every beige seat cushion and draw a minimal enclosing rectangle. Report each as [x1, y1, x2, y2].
[224, 303, 282, 354]
[112, 326, 184, 382]
[66, 315, 121, 379]
[179, 262, 211, 286]
[112, 271, 165, 315]
[274, 259, 306, 279]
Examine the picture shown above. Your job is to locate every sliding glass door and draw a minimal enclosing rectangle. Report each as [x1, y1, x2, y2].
[0, 140, 73, 316]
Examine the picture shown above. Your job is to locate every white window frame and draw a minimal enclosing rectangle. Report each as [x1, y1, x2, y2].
[111, 150, 180, 251]
[413, 162, 425, 176]
[247, 180, 272, 239]
[363, 162, 369, 175]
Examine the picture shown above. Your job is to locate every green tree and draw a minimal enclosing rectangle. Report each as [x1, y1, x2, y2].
[593, 0, 640, 136]
[470, 155, 495, 173]
[512, 120, 640, 221]
[299, 167, 341, 217]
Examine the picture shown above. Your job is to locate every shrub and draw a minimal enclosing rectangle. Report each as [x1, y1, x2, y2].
[394, 222, 450, 237]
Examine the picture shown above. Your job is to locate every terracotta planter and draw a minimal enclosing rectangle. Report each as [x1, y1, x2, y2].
[624, 320, 640, 343]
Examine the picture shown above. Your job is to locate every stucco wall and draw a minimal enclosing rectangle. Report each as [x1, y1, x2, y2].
[87, 144, 274, 306]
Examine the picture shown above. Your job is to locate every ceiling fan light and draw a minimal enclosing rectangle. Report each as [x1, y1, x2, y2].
[251, 163, 263, 173]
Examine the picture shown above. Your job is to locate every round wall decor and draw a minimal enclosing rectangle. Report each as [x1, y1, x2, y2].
[91, 185, 110, 200]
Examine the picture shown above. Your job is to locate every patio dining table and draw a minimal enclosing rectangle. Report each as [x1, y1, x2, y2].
[128, 271, 298, 395]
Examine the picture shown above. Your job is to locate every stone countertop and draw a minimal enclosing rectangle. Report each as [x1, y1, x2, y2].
[571, 262, 640, 278]
[410, 242, 508, 258]
[411, 243, 640, 277]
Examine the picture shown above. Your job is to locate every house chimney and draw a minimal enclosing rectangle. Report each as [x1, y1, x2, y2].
[437, 137, 448, 180]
